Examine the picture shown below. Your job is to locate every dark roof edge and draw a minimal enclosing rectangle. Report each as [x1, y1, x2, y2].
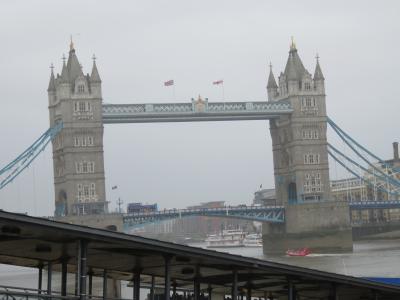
[0, 210, 399, 293]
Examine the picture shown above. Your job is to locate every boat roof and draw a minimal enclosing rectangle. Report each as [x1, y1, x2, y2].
[0, 210, 399, 299]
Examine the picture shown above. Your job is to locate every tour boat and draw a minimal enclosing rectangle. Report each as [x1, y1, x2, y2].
[286, 247, 311, 256]
[243, 233, 263, 247]
[205, 229, 246, 248]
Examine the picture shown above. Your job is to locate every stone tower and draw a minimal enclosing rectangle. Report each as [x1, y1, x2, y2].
[268, 40, 330, 205]
[263, 40, 353, 254]
[48, 42, 107, 216]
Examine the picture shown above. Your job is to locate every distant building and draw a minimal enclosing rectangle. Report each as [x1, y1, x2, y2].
[187, 201, 225, 209]
[127, 202, 157, 214]
[253, 189, 277, 206]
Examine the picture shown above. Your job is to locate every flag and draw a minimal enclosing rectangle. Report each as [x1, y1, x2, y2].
[112, 185, 118, 190]
[213, 79, 223, 85]
[164, 80, 174, 86]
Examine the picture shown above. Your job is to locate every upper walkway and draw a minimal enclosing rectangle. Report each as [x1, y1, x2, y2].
[102, 100, 293, 123]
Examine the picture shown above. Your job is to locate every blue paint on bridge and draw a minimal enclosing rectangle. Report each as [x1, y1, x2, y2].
[349, 201, 400, 210]
[123, 205, 285, 229]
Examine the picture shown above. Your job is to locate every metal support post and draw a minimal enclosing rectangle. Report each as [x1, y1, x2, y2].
[133, 270, 141, 300]
[232, 269, 238, 300]
[47, 261, 53, 295]
[246, 287, 251, 300]
[76, 241, 82, 296]
[103, 270, 108, 300]
[172, 281, 177, 300]
[150, 275, 155, 300]
[194, 278, 200, 300]
[164, 255, 172, 300]
[207, 284, 212, 300]
[61, 259, 68, 296]
[79, 240, 88, 300]
[288, 280, 294, 300]
[38, 264, 43, 294]
[88, 270, 93, 299]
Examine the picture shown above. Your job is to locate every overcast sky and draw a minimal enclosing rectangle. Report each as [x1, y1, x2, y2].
[0, 1, 399, 216]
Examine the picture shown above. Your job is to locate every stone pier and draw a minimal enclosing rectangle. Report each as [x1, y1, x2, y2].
[262, 200, 353, 254]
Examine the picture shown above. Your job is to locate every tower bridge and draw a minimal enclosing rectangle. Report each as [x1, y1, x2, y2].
[43, 38, 356, 254]
[4, 39, 399, 253]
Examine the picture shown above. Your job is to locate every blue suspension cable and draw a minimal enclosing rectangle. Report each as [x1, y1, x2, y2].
[328, 150, 398, 197]
[328, 144, 400, 188]
[328, 118, 400, 186]
[0, 123, 63, 190]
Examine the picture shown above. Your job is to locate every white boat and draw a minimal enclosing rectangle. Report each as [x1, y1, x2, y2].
[243, 233, 263, 247]
[205, 229, 246, 248]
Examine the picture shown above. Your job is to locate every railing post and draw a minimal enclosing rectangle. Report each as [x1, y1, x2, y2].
[79, 240, 88, 300]
[150, 275, 155, 300]
[288, 280, 294, 300]
[103, 269, 108, 300]
[133, 269, 141, 300]
[61, 258, 68, 296]
[164, 255, 172, 300]
[38, 263, 43, 294]
[246, 286, 251, 300]
[47, 261, 52, 296]
[88, 269, 93, 299]
[231, 269, 238, 300]
[207, 284, 212, 300]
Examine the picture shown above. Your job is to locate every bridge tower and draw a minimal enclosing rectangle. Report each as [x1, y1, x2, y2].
[263, 40, 353, 253]
[48, 41, 107, 216]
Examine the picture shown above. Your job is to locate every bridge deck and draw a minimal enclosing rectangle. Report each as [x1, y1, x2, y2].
[102, 101, 293, 123]
[0, 210, 399, 299]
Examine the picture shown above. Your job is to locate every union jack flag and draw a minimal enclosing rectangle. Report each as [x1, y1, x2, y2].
[164, 80, 174, 86]
[213, 80, 223, 85]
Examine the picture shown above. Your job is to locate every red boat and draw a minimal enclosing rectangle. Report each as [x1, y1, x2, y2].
[286, 247, 311, 256]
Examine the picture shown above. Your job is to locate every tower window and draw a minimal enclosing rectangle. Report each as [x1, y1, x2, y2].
[78, 84, 85, 93]
[304, 82, 311, 91]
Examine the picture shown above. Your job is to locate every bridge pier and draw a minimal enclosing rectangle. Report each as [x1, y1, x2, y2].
[262, 200, 353, 255]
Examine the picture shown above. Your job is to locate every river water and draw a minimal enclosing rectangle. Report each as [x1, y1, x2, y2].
[0, 239, 399, 294]
[190, 239, 400, 278]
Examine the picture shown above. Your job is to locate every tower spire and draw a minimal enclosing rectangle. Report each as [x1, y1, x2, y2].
[47, 63, 56, 92]
[70, 35, 74, 51]
[314, 53, 325, 80]
[290, 36, 296, 51]
[267, 62, 278, 89]
[90, 54, 101, 83]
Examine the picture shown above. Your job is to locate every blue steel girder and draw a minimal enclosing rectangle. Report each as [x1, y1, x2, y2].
[349, 201, 400, 210]
[123, 206, 285, 229]
[102, 100, 293, 124]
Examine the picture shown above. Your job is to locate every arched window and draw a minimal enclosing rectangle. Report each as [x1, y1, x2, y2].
[78, 84, 85, 93]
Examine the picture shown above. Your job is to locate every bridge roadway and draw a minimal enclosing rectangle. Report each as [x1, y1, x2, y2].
[123, 201, 400, 228]
[102, 100, 293, 123]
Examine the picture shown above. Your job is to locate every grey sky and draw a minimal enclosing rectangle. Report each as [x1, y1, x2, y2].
[0, 0, 399, 215]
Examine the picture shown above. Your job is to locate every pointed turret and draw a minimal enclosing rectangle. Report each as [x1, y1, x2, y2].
[283, 37, 308, 94]
[47, 64, 56, 92]
[284, 38, 306, 82]
[313, 54, 325, 93]
[66, 41, 84, 83]
[313, 55, 325, 80]
[90, 54, 102, 97]
[267, 63, 278, 101]
[60, 56, 69, 83]
[90, 55, 101, 83]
